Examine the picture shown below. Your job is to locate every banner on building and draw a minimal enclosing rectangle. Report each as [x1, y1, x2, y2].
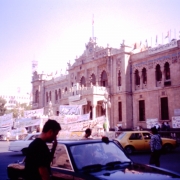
[10, 128, 27, 137]
[60, 115, 105, 132]
[172, 116, 180, 128]
[0, 113, 13, 128]
[146, 118, 159, 129]
[61, 113, 90, 124]
[0, 126, 12, 135]
[59, 105, 82, 115]
[69, 98, 87, 106]
[14, 118, 41, 128]
[24, 108, 44, 118]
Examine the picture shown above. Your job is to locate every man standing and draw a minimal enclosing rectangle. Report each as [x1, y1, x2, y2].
[25, 119, 61, 180]
[149, 127, 162, 167]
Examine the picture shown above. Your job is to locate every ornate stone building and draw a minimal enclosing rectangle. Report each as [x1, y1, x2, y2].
[32, 38, 180, 129]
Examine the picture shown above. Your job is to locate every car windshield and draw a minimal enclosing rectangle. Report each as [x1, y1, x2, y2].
[70, 141, 131, 170]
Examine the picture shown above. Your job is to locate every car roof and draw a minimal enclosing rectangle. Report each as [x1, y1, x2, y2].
[57, 138, 113, 145]
[122, 131, 150, 133]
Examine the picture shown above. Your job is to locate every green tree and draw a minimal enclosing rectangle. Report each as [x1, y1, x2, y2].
[6, 103, 32, 118]
[0, 97, 6, 116]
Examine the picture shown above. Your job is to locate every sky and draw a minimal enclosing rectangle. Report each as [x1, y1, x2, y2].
[0, 0, 180, 95]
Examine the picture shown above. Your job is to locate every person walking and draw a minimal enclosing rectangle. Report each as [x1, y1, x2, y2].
[25, 119, 61, 180]
[149, 126, 162, 167]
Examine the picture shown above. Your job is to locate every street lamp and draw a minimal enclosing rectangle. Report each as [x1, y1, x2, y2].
[48, 101, 54, 117]
[103, 92, 111, 132]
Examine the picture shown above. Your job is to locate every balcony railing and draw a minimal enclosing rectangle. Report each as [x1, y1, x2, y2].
[61, 86, 109, 99]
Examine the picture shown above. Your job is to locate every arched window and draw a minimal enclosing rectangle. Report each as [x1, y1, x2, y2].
[142, 68, 147, 84]
[164, 62, 170, 80]
[90, 74, 96, 86]
[65, 87, 68, 93]
[118, 71, 121, 86]
[59, 89, 61, 99]
[80, 76, 86, 87]
[135, 70, 140, 85]
[35, 90, 39, 103]
[46, 92, 48, 102]
[101, 71, 108, 87]
[49, 91, 51, 101]
[55, 90, 58, 101]
[156, 64, 162, 81]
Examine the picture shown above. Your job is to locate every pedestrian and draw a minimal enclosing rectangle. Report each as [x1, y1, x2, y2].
[83, 128, 92, 139]
[166, 122, 170, 131]
[25, 119, 61, 180]
[149, 126, 162, 167]
[161, 122, 167, 131]
[6, 131, 11, 142]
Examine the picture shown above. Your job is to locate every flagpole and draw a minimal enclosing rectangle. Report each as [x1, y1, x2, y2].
[162, 33, 163, 44]
[174, 29, 176, 39]
[151, 37, 152, 47]
[92, 14, 94, 39]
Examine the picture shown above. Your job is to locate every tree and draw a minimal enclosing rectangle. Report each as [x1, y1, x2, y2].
[6, 103, 32, 118]
[0, 97, 6, 116]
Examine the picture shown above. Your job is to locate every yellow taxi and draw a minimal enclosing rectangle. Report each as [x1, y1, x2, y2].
[115, 131, 177, 154]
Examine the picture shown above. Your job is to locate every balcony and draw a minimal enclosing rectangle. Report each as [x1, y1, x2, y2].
[164, 79, 171, 86]
[61, 86, 109, 99]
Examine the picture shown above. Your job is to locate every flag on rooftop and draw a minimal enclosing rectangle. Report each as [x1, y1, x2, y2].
[145, 39, 148, 48]
[165, 31, 169, 39]
[155, 35, 158, 45]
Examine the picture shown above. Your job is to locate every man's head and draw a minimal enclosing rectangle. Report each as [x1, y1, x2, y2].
[42, 119, 61, 142]
[151, 126, 158, 134]
[85, 128, 92, 138]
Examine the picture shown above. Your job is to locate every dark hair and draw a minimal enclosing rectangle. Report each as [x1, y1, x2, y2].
[42, 119, 61, 133]
[85, 128, 91, 135]
[151, 126, 158, 134]
[102, 136, 109, 144]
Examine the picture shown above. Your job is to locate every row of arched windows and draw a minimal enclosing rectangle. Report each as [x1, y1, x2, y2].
[135, 62, 170, 86]
[46, 89, 62, 103]
[80, 70, 108, 87]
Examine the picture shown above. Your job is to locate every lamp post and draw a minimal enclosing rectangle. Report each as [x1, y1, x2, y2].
[48, 101, 54, 117]
[103, 92, 111, 132]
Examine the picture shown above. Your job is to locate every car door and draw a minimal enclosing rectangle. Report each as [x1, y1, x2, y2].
[128, 133, 145, 150]
[51, 144, 74, 180]
[142, 132, 151, 150]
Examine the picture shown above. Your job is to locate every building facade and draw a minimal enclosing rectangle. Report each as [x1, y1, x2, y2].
[32, 38, 180, 129]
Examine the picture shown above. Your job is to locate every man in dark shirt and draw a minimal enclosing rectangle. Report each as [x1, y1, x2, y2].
[25, 119, 61, 180]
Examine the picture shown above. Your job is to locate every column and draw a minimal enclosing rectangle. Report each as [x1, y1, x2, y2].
[92, 104, 97, 120]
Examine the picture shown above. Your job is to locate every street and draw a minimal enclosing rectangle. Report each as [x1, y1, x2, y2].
[0, 141, 180, 180]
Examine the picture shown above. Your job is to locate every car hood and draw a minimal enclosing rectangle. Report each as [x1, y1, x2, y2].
[87, 163, 180, 180]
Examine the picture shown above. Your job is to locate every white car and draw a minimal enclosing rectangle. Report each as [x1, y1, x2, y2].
[9, 133, 40, 155]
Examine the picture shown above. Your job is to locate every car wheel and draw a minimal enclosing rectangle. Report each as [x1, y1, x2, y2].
[22, 148, 28, 156]
[125, 146, 134, 154]
[163, 144, 173, 153]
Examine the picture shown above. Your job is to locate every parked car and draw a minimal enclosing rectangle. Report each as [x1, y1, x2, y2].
[115, 131, 178, 154]
[8, 133, 40, 155]
[7, 138, 180, 180]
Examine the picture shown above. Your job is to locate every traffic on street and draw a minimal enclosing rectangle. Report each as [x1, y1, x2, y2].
[1, 140, 180, 180]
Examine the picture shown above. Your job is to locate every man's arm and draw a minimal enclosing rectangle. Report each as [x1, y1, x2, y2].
[39, 166, 51, 180]
[50, 139, 57, 162]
